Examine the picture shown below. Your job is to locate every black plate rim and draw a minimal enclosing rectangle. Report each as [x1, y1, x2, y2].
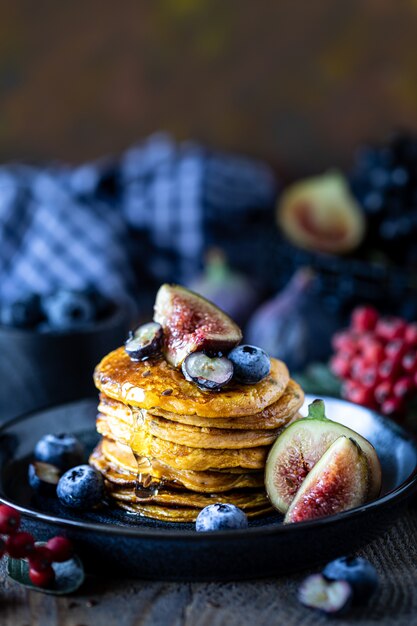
[1, 396, 417, 542]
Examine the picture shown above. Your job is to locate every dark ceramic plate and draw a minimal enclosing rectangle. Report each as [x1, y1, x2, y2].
[0, 396, 416, 581]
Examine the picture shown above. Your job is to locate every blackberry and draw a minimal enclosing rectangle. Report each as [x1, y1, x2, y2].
[350, 131, 417, 265]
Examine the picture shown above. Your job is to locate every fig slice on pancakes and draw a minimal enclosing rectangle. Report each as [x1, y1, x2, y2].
[154, 284, 242, 367]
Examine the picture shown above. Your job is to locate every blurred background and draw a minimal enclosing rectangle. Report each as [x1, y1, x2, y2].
[1, 0, 417, 418]
[1, 1, 417, 171]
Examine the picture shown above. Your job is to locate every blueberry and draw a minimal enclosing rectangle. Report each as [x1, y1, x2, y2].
[34, 433, 84, 471]
[228, 345, 270, 384]
[0, 294, 44, 328]
[323, 556, 378, 604]
[42, 290, 96, 329]
[28, 461, 60, 496]
[195, 503, 248, 532]
[57, 464, 104, 509]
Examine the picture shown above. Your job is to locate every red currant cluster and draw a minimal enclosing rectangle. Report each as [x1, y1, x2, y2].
[330, 306, 417, 419]
[0, 504, 73, 588]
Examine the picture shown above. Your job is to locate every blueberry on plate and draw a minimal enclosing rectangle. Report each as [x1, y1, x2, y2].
[228, 345, 270, 384]
[34, 433, 84, 471]
[28, 462, 61, 496]
[195, 503, 248, 532]
[57, 465, 104, 510]
[298, 573, 353, 615]
[323, 556, 378, 604]
[0, 294, 44, 328]
[42, 290, 96, 329]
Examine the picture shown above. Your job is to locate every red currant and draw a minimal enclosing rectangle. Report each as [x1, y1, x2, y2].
[330, 355, 351, 379]
[361, 339, 385, 364]
[0, 505, 20, 535]
[344, 383, 375, 407]
[6, 532, 35, 558]
[374, 381, 392, 405]
[405, 323, 417, 346]
[28, 546, 53, 572]
[361, 366, 379, 390]
[378, 359, 401, 381]
[351, 306, 379, 332]
[393, 377, 415, 399]
[375, 317, 406, 342]
[46, 536, 74, 563]
[402, 351, 417, 374]
[385, 340, 407, 361]
[350, 357, 369, 381]
[29, 565, 55, 588]
[332, 330, 357, 353]
[381, 396, 405, 418]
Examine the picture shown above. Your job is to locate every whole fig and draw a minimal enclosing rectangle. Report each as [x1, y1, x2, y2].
[246, 269, 340, 372]
[188, 249, 258, 327]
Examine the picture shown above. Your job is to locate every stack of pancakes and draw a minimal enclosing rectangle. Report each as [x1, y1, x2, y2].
[90, 346, 304, 522]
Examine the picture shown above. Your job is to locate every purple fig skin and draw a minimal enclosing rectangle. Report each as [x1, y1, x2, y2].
[284, 436, 369, 524]
[153, 284, 242, 367]
[246, 269, 340, 371]
[188, 250, 258, 327]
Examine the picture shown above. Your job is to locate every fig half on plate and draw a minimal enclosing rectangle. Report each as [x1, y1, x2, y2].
[154, 284, 242, 367]
[265, 400, 381, 514]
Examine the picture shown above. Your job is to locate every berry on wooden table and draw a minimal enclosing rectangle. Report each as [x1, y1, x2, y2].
[0, 504, 20, 535]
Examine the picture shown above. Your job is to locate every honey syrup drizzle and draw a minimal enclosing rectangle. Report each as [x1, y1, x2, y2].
[130, 407, 163, 498]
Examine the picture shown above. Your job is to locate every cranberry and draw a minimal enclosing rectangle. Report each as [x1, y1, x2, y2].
[385, 340, 407, 361]
[28, 546, 53, 572]
[351, 306, 379, 332]
[330, 355, 351, 379]
[402, 351, 417, 374]
[374, 381, 393, 405]
[405, 323, 417, 346]
[29, 565, 55, 588]
[375, 317, 406, 342]
[381, 396, 405, 418]
[46, 536, 73, 563]
[393, 377, 415, 399]
[6, 532, 35, 558]
[0, 505, 20, 535]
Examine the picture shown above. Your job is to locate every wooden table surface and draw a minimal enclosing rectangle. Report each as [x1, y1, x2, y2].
[1, 505, 417, 626]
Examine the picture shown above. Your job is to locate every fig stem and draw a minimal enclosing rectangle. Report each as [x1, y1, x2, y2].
[307, 399, 329, 421]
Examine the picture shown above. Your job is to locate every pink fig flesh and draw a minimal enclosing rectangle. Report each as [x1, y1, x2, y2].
[153, 284, 242, 367]
[284, 436, 369, 524]
[264, 401, 381, 514]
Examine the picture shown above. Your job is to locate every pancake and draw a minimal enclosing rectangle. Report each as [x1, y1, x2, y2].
[93, 438, 265, 492]
[115, 501, 273, 523]
[96, 415, 269, 470]
[94, 347, 289, 417]
[98, 379, 304, 431]
[90, 442, 273, 522]
[97, 408, 285, 449]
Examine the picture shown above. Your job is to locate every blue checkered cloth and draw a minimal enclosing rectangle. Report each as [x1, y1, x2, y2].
[0, 134, 277, 307]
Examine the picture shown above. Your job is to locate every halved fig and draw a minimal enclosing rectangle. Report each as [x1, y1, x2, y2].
[125, 322, 163, 361]
[182, 352, 234, 390]
[154, 284, 242, 367]
[265, 400, 381, 513]
[277, 172, 365, 254]
[284, 436, 369, 524]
